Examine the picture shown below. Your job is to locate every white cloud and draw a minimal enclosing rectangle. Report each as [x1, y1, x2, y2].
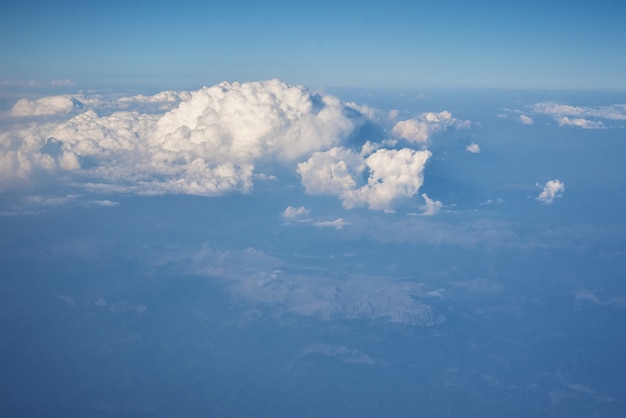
[298, 144, 432, 211]
[314, 218, 349, 230]
[519, 114, 534, 125]
[0, 80, 361, 194]
[532, 102, 626, 121]
[556, 116, 604, 129]
[1, 80, 480, 213]
[536, 179, 565, 204]
[419, 193, 442, 216]
[9, 96, 83, 117]
[85, 199, 119, 207]
[480, 198, 504, 205]
[466, 143, 480, 153]
[282, 205, 310, 222]
[391, 111, 471, 143]
[530, 102, 626, 128]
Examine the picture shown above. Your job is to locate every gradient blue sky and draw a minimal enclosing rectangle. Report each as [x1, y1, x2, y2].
[1, 0, 625, 90]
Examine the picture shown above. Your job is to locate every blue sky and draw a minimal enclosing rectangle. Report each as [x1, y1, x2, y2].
[1, 0, 625, 90]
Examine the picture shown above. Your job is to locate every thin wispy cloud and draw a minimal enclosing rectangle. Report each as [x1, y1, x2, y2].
[529, 102, 626, 128]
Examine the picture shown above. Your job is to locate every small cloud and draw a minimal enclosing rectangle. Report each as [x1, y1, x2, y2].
[314, 218, 349, 230]
[107, 301, 148, 314]
[480, 198, 504, 206]
[391, 111, 471, 143]
[574, 290, 601, 304]
[419, 193, 442, 216]
[536, 179, 565, 204]
[55, 294, 76, 306]
[496, 113, 508, 118]
[85, 200, 119, 207]
[466, 143, 481, 153]
[282, 205, 311, 222]
[519, 115, 534, 125]
[425, 289, 444, 298]
[557, 116, 604, 129]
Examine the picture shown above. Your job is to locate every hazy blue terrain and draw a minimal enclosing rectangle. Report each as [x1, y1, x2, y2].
[1, 85, 625, 417]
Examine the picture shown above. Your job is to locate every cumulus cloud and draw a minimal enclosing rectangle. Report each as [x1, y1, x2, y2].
[519, 115, 534, 125]
[9, 96, 83, 117]
[391, 111, 471, 143]
[0, 80, 360, 194]
[298, 144, 432, 211]
[536, 179, 565, 204]
[282, 205, 311, 222]
[2, 80, 479, 214]
[466, 143, 480, 153]
[419, 193, 442, 216]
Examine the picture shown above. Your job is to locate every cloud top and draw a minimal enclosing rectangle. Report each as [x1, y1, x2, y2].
[298, 145, 432, 211]
[2, 79, 477, 212]
[1, 80, 359, 195]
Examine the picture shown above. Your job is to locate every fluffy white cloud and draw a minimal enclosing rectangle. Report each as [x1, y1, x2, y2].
[391, 111, 471, 143]
[282, 205, 310, 222]
[419, 193, 442, 216]
[298, 145, 431, 211]
[297, 147, 364, 196]
[536, 179, 565, 204]
[0, 80, 360, 194]
[9, 96, 82, 117]
[466, 143, 480, 153]
[519, 115, 534, 125]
